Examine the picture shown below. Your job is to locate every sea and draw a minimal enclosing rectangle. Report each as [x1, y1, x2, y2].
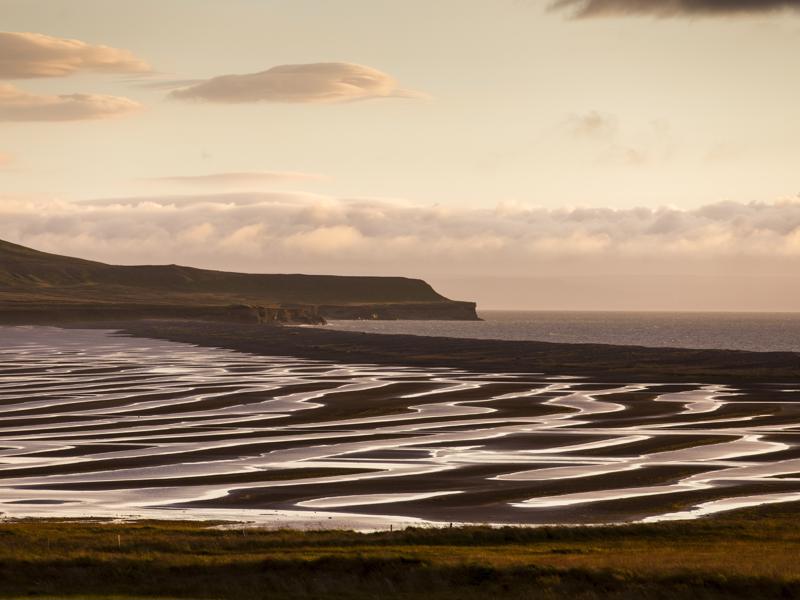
[326, 311, 800, 353]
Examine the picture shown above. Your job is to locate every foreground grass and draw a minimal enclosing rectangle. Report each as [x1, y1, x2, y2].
[2, 502, 800, 599]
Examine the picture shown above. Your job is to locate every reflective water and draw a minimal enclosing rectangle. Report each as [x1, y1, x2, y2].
[327, 311, 800, 352]
[1, 326, 800, 529]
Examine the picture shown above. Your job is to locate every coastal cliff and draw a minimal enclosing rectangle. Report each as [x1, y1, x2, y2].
[0, 303, 326, 326]
[318, 301, 478, 321]
[0, 239, 478, 324]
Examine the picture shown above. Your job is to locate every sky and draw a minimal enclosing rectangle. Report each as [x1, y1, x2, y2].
[1, 0, 799, 310]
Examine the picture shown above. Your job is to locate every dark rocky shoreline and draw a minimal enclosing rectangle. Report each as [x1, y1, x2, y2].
[104, 319, 800, 383]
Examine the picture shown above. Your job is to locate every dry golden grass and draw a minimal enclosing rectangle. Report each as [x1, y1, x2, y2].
[2, 501, 800, 598]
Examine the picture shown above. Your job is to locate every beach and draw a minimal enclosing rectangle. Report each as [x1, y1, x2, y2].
[2, 323, 800, 529]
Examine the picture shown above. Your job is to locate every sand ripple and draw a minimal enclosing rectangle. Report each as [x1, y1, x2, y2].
[1, 326, 800, 528]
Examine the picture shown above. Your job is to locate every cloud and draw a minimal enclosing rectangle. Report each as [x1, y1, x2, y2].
[169, 62, 425, 104]
[0, 84, 142, 122]
[562, 111, 672, 166]
[565, 111, 619, 139]
[0, 152, 12, 167]
[551, 0, 800, 17]
[284, 224, 366, 253]
[6, 192, 800, 310]
[135, 78, 204, 90]
[4, 192, 800, 277]
[147, 171, 326, 189]
[0, 31, 150, 79]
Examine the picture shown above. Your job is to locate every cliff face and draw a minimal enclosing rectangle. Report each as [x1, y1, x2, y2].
[0, 239, 478, 324]
[0, 303, 326, 326]
[318, 301, 479, 321]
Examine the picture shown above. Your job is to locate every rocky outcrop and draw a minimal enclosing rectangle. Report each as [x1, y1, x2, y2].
[0, 301, 480, 325]
[0, 303, 326, 326]
[318, 301, 479, 321]
[253, 305, 326, 324]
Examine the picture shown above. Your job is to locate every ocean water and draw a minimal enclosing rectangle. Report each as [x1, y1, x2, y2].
[326, 311, 800, 353]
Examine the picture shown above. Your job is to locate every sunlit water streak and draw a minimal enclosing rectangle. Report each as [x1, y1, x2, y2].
[1, 326, 800, 529]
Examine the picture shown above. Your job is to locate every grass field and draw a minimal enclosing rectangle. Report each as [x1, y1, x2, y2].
[2, 501, 800, 599]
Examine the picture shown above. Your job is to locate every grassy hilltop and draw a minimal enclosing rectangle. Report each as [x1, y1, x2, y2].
[0, 239, 477, 322]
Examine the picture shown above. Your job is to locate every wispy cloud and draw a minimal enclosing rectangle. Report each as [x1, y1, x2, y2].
[134, 78, 204, 90]
[146, 171, 326, 189]
[169, 62, 426, 104]
[0, 84, 141, 122]
[565, 111, 619, 139]
[0, 31, 151, 79]
[562, 111, 672, 166]
[551, 0, 800, 17]
[0, 32, 147, 123]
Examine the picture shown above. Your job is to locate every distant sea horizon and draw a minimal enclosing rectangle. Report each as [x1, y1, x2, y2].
[326, 310, 800, 353]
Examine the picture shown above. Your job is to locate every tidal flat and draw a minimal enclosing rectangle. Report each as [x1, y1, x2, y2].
[2, 325, 800, 528]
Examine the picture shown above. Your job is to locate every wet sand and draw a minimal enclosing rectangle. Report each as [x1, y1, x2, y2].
[1, 324, 800, 528]
[116, 320, 800, 383]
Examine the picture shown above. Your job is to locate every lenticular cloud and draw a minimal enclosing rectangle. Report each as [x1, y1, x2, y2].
[0, 84, 142, 122]
[0, 31, 150, 79]
[170, 63, 425, 104]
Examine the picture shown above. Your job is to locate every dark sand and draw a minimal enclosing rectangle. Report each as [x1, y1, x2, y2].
[114, 320, 800, 382]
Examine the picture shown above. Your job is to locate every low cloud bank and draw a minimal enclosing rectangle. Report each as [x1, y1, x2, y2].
[5, 191, 800, 309]
[2, 192, 800, 268]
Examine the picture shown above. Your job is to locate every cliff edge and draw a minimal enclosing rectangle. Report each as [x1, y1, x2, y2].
[0, 239, 478, 324]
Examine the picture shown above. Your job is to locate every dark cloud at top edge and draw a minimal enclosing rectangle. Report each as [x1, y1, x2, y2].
[550, 0, 800, 18]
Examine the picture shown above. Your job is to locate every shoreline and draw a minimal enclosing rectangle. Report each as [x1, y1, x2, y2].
[104, 319, 800, 383]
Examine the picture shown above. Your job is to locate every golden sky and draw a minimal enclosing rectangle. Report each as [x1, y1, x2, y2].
[1, 0, 799, 310]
